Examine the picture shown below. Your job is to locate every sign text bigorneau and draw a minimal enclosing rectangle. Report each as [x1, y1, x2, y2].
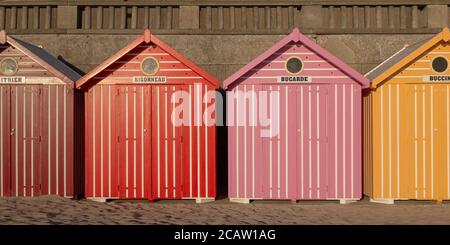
[133, 76, 167, 83]
[277, 76, 312, 83]
[0, 76, 26, 83]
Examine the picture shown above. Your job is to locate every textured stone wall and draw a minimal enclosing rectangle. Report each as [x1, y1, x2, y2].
[1, 1, 449, 82]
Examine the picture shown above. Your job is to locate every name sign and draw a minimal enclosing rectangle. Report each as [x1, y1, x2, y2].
[423, 75, 450, 82]
[133, 76, 167, 83]
[0, 76, 26, 83]
[277, 76, 312, 83]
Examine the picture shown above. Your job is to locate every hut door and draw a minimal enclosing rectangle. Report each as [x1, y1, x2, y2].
[295, 85, 328, 200]
[408, 84, 446, 200]
[118, 86, 150, 199]
[9, 86, 41, 197]
[151, 85, 183, 200]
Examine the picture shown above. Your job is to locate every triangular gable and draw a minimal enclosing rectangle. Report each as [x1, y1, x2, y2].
[369, 27, 450, 88]
[76, 29, 220, 90]
[223, 28, 369, 89]
[0, 30, 80, 84]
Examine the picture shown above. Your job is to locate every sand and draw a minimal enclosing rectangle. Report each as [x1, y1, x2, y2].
[1, 196, 450, 225]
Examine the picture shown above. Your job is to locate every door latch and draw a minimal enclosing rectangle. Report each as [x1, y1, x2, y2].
[10, 128, 15, 135]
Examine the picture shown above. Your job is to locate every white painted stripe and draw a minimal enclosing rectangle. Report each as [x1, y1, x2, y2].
[316, 86, 320, 198]
[308, 85, 312, 199]
[261, 60, 326, 64]
[396, 84, 400, 199]
[31, 89, 35, 197]
[380, 86, 384, 199]
[172, 86, 177, 198]
[405, 68, 430, 71]
[285, 86, 288, 199]
[416, 60, 431, 62]
[48, 87, 51, 194]
[141, 87, 145, 198]
[63, 86, 67, 197]
[244, 85, 247, 198]
[300, 87, 304, 199]
[277, 86, 281, 199]
[108, 87, 111, 197]
[133, 87, 137, 198]
[189, 85, 193, 198]
[0, 87, 2, 196]
[56, 87, 59, 196]
[350, 84, 354, 199]
[414, 85, 418, 199]
[104, 68, 193, 72]
[23, 88, 26, 196]
[204, 85, 208, 197]
[250, 68, 337, 71]
[241, 76, 349, 79]
[270, 86, 273, 199]
[334, 84, 338, 198]
[388, 85, 392, 198]
[197, 84, 201, 198]
[252, 84, 255, 198]
[422, 85, 426, 199]
[157, 87, 160, 198]
[342, 85, 346, 198]
[236, 86, 239, 198]
[396, 76, 425, 78]
[429, 52, 450, 54]
[95, 76, 203, 80]
[125, 89, 129, 198]
[100, 86, 104, 198]
[274, 52, 314, 55]
[15, 87, 18, 196]
[164, 87, 168, 198]
[126, 53, 169, 56]
[430, 86, 434, 198]
[160, 69, 192, 72]
[447, 86, 450, 199]
[115, 60, 181, 64]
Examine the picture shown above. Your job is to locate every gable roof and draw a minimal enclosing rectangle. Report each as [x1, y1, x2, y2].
[368, 27, 450, 88]
[76, 29, 220, 90]
[0, 30, 81, 83]
[223, 28, 370, 89]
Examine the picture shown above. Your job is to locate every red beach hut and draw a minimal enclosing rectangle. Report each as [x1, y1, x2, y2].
[76, 29, 219, 202]
[224, 28, 369, 203]
[0, 31, 83, 198]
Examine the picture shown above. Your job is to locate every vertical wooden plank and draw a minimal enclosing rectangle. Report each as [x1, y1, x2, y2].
[155, 6, 161, 29]
[120, 6, 126, 29]
[144, 6, 149, 28]
[11, 6, 17, 29]
[21, 6, 28, 30]
[230, 6, 235, 30]
[131, 6, 137, 29]
[96, 6, 103, 29]
[33, 6, 39, 29]
[108, 6, 114, 29]
[0, 7, 5, 29]
[218, 6, 224, 30]
[45, 6, 51, 29]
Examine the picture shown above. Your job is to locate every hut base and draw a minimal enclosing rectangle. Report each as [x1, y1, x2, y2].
[195, 198, 215, 204]
[229, 198, 251, 204]
[86, 197, 118, 203]
[370, 198, 395, 205]
[339, 199, 358, 205]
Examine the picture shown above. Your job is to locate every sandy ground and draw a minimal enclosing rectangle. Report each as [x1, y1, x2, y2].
[1, 196, 450, 225]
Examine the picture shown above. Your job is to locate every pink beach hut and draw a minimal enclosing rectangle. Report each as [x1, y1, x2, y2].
[224, 28, 369, 204]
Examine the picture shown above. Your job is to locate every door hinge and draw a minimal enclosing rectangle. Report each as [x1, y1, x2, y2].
[39, 135, 42, 142]
[117, 136, 120, 142]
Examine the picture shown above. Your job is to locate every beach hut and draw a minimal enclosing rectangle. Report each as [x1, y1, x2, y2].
[76, 29, 219, 203]
[224, 28, 369, 204]
[364, 27, 450, 203]
[0, 31, 83, 198]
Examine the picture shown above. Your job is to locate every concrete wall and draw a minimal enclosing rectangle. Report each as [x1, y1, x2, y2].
[1, 1, 449, 83]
